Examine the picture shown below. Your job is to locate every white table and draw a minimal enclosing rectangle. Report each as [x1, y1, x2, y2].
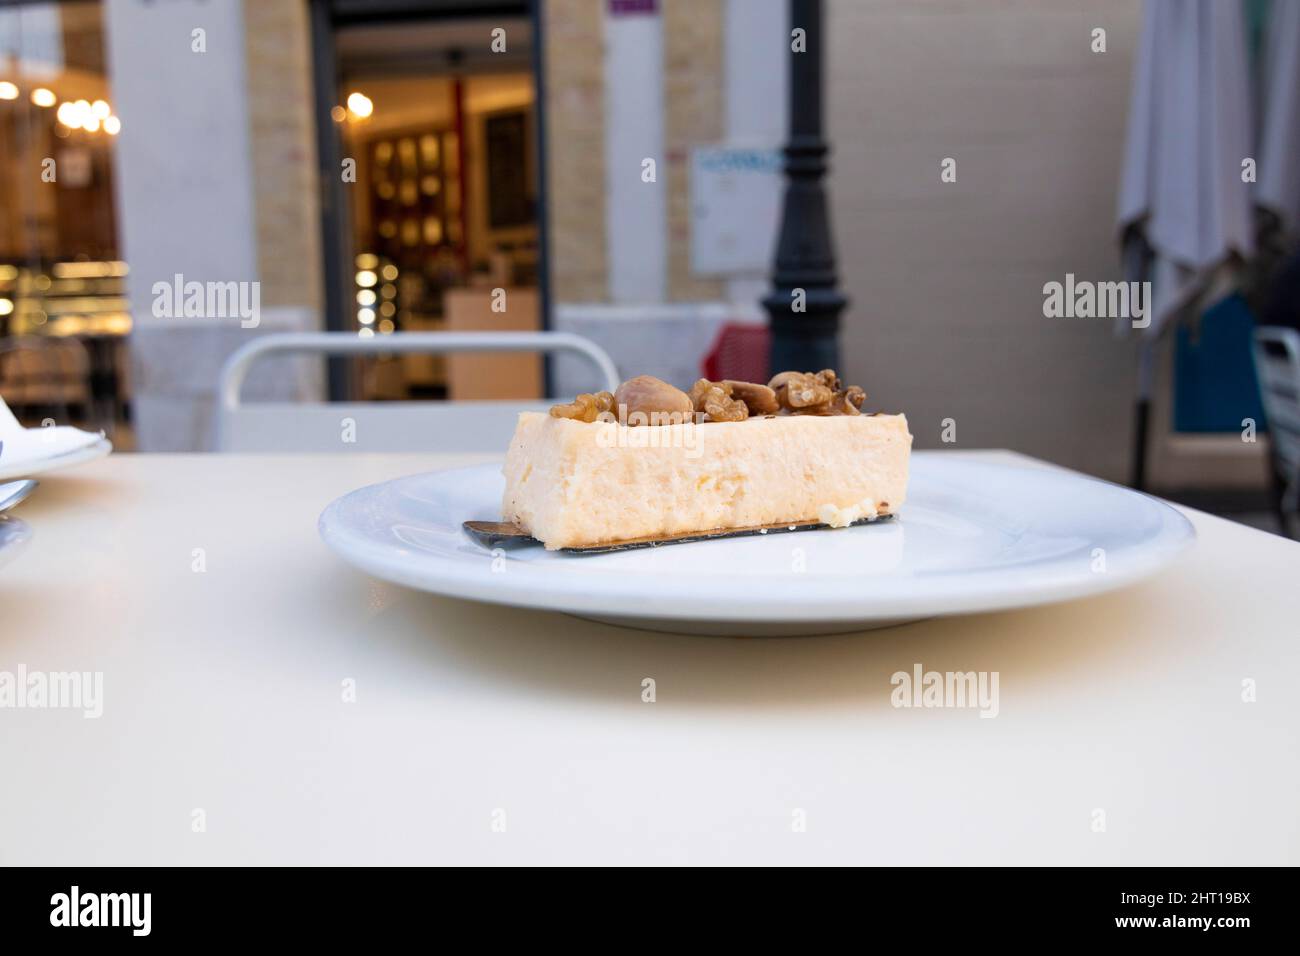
[2, 451, 1297, 865]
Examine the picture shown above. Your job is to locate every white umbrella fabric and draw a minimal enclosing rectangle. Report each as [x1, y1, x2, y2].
[1117, 0, 1256, 339]
[1257, 0, 1300, 232]
[1116, 0, 1263, 488]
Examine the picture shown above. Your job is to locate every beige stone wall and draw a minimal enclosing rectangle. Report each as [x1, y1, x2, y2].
[826, 0, 1143, 481]
[545, 0, 729, 304]
[543, 0, 608, 302]
[664, 0, 725, 302]
[243, 0, 323, 315]
[542, 0, 1221, 483]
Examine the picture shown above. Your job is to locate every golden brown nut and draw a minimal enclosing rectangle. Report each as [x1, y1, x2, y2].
[836, 384, 866, 414]
[768, 369, 868, 416]
[549, 391, 615, 423]
[705, 390, 748, 422]
[688, 378, 748, 422]
[766, 371, 803, 392]
[815, 369, 842, 391]
[724, 380, 780, 416]
[614, 375, 693, 424]
[688, 377, 721, 410]
[769, 371, 833, 409]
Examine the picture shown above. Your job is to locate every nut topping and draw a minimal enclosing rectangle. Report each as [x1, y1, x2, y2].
[768, 371, 833, 409]
[724, 380, 780, 416]
[550, 368, 869, 425]
[613, 375, 693, 424]
[768, 369, 867, 416]
[550, 391, 614, 423]
[834, 385, 866, 415]
[689, 379, 748, 422]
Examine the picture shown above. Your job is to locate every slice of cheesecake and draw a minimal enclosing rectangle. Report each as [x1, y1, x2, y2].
[501, 401, 911, 551]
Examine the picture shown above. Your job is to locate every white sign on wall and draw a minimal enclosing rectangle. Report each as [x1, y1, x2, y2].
[690, 145, 783, 275]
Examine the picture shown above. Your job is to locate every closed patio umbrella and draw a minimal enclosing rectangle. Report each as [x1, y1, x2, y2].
[1257, 0, 1300, 231]
[1117, 0, 1257, 487]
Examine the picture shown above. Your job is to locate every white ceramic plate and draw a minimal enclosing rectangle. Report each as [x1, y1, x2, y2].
[0, 436, 112, 481]
[318, 455, 1196, 636]
[0, 515, 33, 571]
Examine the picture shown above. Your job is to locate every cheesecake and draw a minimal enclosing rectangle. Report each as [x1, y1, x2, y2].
[500, 370, 911, 550]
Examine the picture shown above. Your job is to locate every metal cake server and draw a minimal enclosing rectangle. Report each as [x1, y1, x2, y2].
[0, 479, 37, 513]
[463, 513, 893, 554]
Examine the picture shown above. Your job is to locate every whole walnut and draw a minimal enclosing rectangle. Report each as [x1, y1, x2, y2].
[768, 371, 833, 409]
[689, 379, 748, 422]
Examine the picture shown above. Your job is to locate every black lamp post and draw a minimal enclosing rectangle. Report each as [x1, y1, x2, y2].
[763, 0, 846, 375]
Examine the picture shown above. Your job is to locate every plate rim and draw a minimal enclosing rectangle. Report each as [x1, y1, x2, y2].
[318, 456, 1197, 624]
[0, 435, 113, 481]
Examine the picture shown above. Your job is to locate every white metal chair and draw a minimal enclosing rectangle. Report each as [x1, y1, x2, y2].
[1252, 326, 1300, 536]
[215, 331, 620, 453]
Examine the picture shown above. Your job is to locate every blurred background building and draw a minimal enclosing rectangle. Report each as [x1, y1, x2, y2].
[1, 0, 1297, 528]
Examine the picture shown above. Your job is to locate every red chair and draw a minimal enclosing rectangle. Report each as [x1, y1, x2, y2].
[702, 322, 770, 383]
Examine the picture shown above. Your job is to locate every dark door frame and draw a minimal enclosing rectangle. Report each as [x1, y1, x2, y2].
[307, 0, 550, 400]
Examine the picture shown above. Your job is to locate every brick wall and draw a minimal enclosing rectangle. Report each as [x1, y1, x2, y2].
[664, 0, 725, 302]
[243, 0, 323, 315]
[543, 0, 608, 303]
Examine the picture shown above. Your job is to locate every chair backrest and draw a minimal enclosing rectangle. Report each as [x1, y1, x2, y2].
[703, 322, 770, 384]
[215, 331, 620, 453]
[1253, 326, 1300, 470]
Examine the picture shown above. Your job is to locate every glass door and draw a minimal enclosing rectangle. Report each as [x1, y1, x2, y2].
[313, 1, 545, 402]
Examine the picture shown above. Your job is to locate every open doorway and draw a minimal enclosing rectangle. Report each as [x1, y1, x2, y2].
[0, 0, 132, 443]
[312, 1, 545, 403]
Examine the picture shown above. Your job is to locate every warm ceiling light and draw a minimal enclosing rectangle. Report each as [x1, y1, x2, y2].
[60, 99, 92, 129]
[31, 88, 55, 107]
[104, 115, 121, 135]
[346, 91, 373, 119]
[0, 298, 13, 316]
[0, 81, 18, 100]
[330, 105, 346, 123]
[84, 115, 101, 132]
[91, 99, 110, 119]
